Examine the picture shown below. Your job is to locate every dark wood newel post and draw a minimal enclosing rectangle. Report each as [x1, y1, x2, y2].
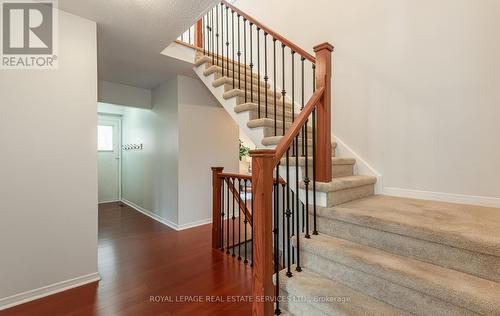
[195, 19, 203, 48]
[313, 42, 334, 183]
[211, 167, 223, 249]
[250, 150, 276, 316]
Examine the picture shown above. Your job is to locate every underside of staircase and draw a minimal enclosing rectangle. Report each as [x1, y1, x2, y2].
[188, 51, 500, 316]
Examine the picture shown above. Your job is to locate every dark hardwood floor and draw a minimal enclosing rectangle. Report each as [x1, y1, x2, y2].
[1, 203, 252, 316]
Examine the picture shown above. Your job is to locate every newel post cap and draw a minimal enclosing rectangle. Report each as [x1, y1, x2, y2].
[211, 166, 224, 172]
[313, 42, 334, 52]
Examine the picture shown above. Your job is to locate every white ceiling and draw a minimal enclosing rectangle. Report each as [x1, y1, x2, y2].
[59, 0, 219, 89]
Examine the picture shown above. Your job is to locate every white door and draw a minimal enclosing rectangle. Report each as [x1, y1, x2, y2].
[97, 115, 121, 203]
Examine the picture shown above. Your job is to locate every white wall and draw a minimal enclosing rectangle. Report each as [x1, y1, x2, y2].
[236, 0, 500, 203]
[0, 11, 99, 308]
[98, 80, 152, 109]
[178, 76, 239, 227]
[100, 76, 238, 229]
[119, 78, 180, 225]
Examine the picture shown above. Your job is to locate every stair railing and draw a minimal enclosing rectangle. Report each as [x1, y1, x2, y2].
[179, 2, 333, 315]
[211, 167, 286, 266]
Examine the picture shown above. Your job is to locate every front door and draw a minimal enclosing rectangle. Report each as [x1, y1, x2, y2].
[97, 115, 121, 203]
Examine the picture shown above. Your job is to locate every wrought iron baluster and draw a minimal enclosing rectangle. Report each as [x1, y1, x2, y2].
[237, 14, 241, 89]
[257, 27, 261, 118]
[226, 178, 230, 255]
[250, 180, 254, 267]
[312, 63, 318, 235]
[221, 176, 225, 251]
[238, 178, 242, 260]
[221, 4, 224, 75]
[216, 6, 219, 66]
[244, 179, 248, 263]
[274, 165, 281, 315]
[232, 178, 236, 257]
[282, 44, 286, 136]
[243, 18, 247, 102]
[225, 6, 229, 78]
[273, 38, 277, 136]
[250, 23, 254, 103]
[264, 33, 269, 119]
[232, 10, 235, 88]
[211, 9, 215, 65]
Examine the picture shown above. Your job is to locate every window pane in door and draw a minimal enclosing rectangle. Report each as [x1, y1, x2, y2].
[98, 125, 113, 151]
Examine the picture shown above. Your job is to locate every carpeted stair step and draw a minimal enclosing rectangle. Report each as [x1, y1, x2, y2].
[223, 86, 281, 101]
[312, 195, 500, 283]
[281, 156, 355, 178]
[276, 266, 407, 316]
[302, 176, 376, 207]
[293, 233, 500, 316]
[247, 118, 313, 138]
[212, 76, 270, 90]
[204, 64, 261, 81]
[234, 102, 298, 121]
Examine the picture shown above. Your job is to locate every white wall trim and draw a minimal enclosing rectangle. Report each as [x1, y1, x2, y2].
[383, 187, 500, 208]
[334, 135, 384, 194]
[121, 199, 180, 230]
[121, 199, 214, 231]
[0, 272, 100, 311]
[178, 218, 213, 230]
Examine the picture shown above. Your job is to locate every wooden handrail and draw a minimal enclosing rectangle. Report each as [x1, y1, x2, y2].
[221, 0, 316, 63]
[273, 87, 325, 165]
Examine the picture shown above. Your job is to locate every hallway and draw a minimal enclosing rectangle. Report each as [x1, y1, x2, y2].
[2, 203, 252, 316]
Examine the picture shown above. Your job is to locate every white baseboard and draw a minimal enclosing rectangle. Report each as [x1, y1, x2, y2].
[120, 199, 213, 231]
[333, 135, 384, 194]
[0, 272, 100, 311]
[383, 187, 500, 208]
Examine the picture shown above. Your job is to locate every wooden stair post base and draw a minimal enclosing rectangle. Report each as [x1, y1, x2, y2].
[250, 149, 276, 316]
[211, 167, 224, 249]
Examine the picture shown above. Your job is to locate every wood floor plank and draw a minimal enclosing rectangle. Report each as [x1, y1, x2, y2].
[1, 202, 252, 316]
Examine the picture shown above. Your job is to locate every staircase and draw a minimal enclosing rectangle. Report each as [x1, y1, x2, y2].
[170, 1, 500, 315]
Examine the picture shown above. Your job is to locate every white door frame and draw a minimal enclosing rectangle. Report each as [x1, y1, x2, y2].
[97, 114, 122, 203]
